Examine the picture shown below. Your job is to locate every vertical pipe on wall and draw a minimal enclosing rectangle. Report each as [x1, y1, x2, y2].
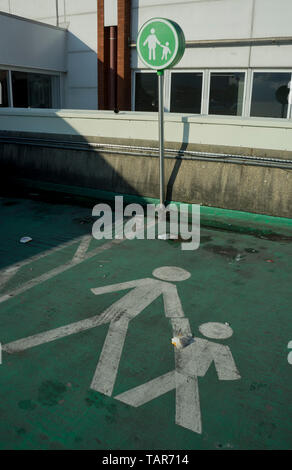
[56, 0, 59, 27]
[7, 71, 13, 108]
[109, 25, 117, 110]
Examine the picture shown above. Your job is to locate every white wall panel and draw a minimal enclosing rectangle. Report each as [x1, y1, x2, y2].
[67, 13, 97, 52]
[132, 0, 254, 41]
[0, 13, 66, 71]
[1, 108, 292, 153]
[10, 0, 56, 21]
[104, 0, 117, 27]
[253, 0, 292, 39]
[250, 45, 292, 69]
[64, 0, 97, 16]
[0, 0, 10, 13]
[66, 88, 97, 109]
[67, 52, 97, 87]
[132, 45, 251, 70]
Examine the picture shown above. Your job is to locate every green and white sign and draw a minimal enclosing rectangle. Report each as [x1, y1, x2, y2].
[137, 18, 185, 70]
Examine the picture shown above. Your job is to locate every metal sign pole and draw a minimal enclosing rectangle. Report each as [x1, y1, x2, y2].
[158, 70, 165, 207]
[136, 17, 185, 209]
[288, 81, 292, 119]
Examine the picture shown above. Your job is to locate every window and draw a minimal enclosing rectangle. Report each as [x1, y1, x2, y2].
[135, 72, 158, 111]
[11, 71, 53, 108]
[0, 71, 8, 107]
[250, 72, 291, 118]
[170, 72, 202, 113]
[209, 72, 245, 116]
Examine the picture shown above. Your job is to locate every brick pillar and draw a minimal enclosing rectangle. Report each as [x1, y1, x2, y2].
[109, 25, 117, 110]
[97, 0, 107, 109]
[98, 0, 131, 110]
[117, 0, 131, 110]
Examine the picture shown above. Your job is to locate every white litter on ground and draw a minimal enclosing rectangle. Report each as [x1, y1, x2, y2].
[172, 335, 195, 349]
[20, 237, 32, 244]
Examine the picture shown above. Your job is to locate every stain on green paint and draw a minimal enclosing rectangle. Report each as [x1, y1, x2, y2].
[18, 400, 37, 410]
[16, 427, 26, 435]
[37, 380, 67, 407]
[203, 244, 239, 258]
[249, 382, 268, 391]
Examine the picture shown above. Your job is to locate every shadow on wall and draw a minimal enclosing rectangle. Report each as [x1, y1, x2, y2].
[0, 26, 137, 195]
[61, 26, 131, 110]
[0, 21, 141, 270]
[166, 117, 189, 202]
[0, 26, 190, 270]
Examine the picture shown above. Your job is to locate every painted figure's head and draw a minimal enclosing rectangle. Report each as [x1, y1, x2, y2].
[152, 266, 191, 282]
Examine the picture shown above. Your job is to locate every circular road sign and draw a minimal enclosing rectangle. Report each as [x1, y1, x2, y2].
[137, 18, 185, 70]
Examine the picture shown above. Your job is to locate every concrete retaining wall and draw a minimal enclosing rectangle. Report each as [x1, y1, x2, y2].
[1, 109, 292, 217]
[1, 108, 292, 156]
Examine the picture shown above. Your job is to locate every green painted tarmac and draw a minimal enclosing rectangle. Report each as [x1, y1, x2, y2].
[0, 191, 291, 450]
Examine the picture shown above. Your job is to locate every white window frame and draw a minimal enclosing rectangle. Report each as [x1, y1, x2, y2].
[0, 65, 62, 109]
[0, 68, 13, 107]
[248, 69, 292, 119]
[168, 69, 205, 114]
[132, 69, 164, 112]
[132, 67, 292, 120]
[207, 69, 247, 118]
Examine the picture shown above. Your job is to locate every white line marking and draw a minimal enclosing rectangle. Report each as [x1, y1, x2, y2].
[0, 238, 124, 304]
[0, 236, 85, 289]
[0, 266, 21, 289]
[72, 235, 92, 262]
[287, 340, 292, 365]
[0, 216, 139, 301]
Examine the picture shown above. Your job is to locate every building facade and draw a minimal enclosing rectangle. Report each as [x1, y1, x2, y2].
[0, 0, 292, 120]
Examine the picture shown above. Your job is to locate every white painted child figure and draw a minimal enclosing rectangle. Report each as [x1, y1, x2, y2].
[116, 320, 241, 434]
[161, 41, 171, 60]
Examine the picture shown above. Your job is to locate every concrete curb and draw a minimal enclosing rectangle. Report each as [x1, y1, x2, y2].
[13, 177, 292, 239]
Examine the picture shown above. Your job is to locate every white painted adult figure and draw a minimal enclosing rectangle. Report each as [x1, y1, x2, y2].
[90, 266, 191, 396]
[143, 28, 161, 60]
[3, 266, 190, 397]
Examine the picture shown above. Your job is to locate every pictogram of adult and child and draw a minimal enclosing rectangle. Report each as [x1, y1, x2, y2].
[2, 265, 241, 434]
[143, 28, 171, 61]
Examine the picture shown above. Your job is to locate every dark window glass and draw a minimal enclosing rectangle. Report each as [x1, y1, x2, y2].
[209, 72, 245, 116]
[250, 72, 290, 118]
[12, 72, 52, 108]
[0, 70, 8, 107]
[170, 73, 202, 113]
[135, 73, 158, 111]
